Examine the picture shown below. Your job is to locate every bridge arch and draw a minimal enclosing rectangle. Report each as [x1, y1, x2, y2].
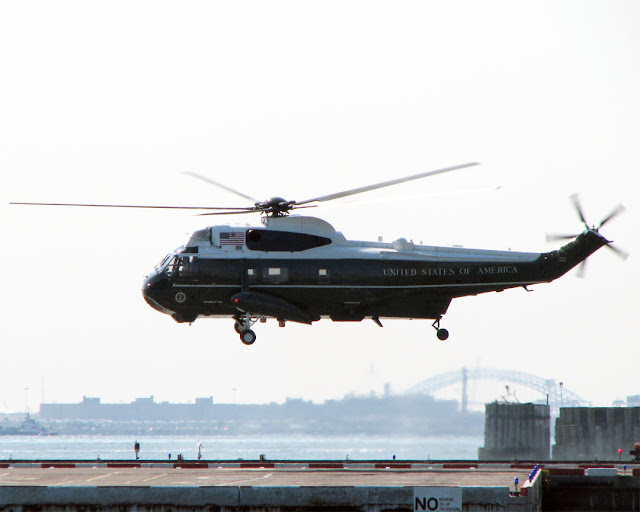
[406, 368, 589, 412]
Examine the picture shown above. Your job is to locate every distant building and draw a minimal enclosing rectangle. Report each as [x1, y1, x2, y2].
[40, 396, 216, 421]
[39, 394, 483, 436]
[627, 395, 640, 407]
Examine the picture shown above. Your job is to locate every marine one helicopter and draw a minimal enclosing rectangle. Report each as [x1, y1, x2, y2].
[12, 163, 627, 345]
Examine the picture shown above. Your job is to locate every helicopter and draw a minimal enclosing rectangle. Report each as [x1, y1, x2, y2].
[12, 163, 627, 345]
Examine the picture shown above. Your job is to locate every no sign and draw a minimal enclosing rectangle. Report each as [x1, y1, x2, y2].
[414, 487, 462, 512]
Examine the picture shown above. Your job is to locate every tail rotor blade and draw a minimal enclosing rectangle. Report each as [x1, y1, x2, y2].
[570, 193, 589, 227]
[576, 260, 588, 279]
[606, 243, 629, 261]
[597, 204, 626, 230]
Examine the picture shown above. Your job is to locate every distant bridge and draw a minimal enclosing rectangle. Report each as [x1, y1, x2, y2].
[406, 368, 589, 413]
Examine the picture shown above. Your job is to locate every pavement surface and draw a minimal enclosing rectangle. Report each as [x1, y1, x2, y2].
[0, 466, 530, 488]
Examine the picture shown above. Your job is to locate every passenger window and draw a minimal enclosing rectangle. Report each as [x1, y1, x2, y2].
[319, 268, 330, 283]
[246, 230, 331, 252]
[264, 267, 288, 283]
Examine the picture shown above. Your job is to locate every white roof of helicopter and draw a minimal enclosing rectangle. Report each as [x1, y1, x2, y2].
[252, 215, 343, 238]
[183, 214, 540, 263]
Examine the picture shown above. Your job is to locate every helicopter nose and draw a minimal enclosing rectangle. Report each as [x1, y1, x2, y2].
[142, 273, 174, 315]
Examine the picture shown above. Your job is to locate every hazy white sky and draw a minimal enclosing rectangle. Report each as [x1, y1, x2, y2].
[2, 1, 639, 412]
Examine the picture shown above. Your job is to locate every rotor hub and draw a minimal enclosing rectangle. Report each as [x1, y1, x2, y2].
[256, 197, 294, 216]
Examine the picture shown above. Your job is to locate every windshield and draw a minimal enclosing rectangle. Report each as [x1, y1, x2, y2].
[154, 254, 175, 273]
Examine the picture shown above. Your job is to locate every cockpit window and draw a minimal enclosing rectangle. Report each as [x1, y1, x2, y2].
[246, 229, 332, 252]
[154, 254, 174, 273]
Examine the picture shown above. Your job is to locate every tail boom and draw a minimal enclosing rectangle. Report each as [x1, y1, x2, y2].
[542, 230, 610, 281]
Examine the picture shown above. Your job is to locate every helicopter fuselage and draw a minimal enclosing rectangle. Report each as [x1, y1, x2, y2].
[142, 215, 609, 330]
[12, 162, 624, 344]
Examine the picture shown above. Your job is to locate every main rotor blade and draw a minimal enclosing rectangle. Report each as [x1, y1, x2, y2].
[570, 193, 588, 227]
[295, 162, 480, 205]
[182, 172, 259, 203]
[10, 202, 254, 211]
[597, 204, 626, 230]
[197, 209, 260, 216]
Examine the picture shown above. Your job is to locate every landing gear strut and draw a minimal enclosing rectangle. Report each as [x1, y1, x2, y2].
[432, 317, 449, 341]
[234, 319, 247, 333]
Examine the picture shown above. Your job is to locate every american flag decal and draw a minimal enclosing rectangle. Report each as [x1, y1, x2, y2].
[220, 231, 245, 245]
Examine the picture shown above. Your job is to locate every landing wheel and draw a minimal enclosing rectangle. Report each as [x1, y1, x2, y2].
[436, 328, 449, 341]
[234, 320, 247, 333]
[240, 329, 256, 345]
[432, 317, 449, 341]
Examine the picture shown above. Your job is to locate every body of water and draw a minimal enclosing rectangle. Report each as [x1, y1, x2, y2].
[0, 434, 483, 461]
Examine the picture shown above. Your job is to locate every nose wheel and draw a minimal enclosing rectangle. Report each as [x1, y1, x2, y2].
[234, 314, 259, 345]
[436, 328, 449, 341]
[240, 329, 257, 345]
[432, 317, 449, 341]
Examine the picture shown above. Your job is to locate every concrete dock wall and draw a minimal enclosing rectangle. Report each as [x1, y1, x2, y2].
[478, 402, 550, 460]
[553, 407, 640, 460]
[543, 474, 640, 511]
[0, 485, 539, 512]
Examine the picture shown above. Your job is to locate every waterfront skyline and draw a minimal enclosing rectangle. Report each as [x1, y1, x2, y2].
[2, 1, 639, 412]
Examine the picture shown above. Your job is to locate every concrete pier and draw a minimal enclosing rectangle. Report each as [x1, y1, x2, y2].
[5, 460, 640, 511]
[0, 461, 542, 512]
[553, 407, 640, 460]
[478, 402, 550, 461]
[542, 471, 640, 511]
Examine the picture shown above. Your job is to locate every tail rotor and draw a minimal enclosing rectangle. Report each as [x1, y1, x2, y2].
[546, 194, 628, 277]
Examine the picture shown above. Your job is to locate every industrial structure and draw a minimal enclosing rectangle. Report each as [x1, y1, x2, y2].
[553, 406, 640, 460]
[478, 402, 550, 460]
